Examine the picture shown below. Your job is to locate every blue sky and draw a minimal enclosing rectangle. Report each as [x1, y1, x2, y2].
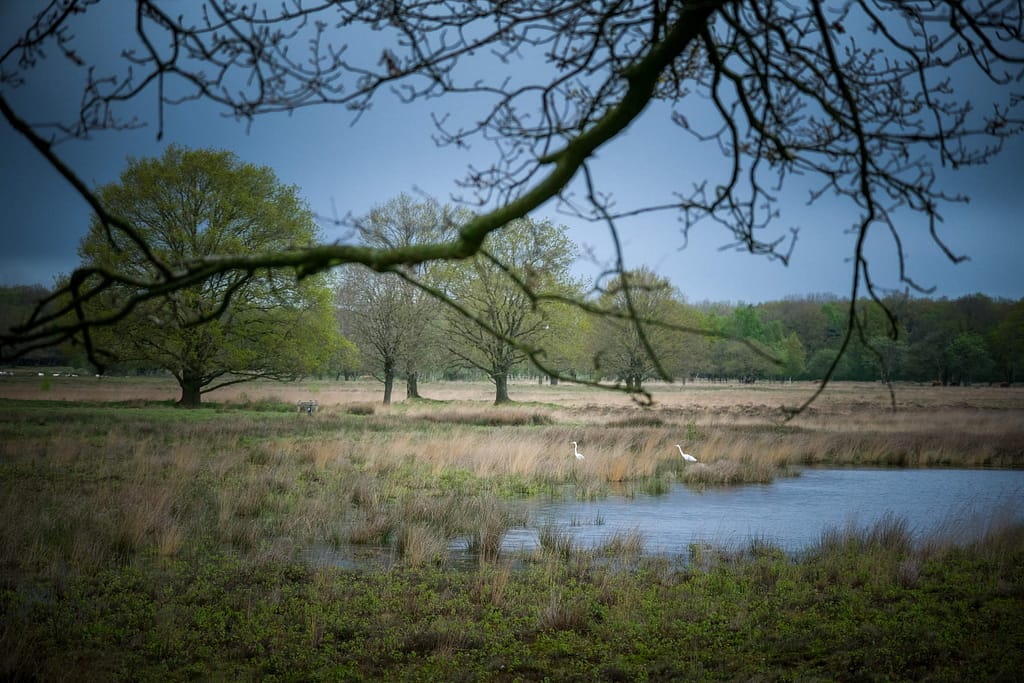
[1, 4, 1022, 304]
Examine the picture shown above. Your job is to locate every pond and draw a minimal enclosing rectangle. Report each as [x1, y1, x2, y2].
[500, 468, 1024, 555]
[307, 468, 1024, 568]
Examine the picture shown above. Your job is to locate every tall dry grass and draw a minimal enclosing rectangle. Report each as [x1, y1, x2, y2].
[0, 384, 1021, 585]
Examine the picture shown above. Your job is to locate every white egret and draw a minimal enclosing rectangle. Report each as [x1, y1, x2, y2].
[571, 441, 585, 460]
[675, 444, 697, 462]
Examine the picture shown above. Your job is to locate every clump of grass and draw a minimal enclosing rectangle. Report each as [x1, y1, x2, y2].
[348, 512, 393, 545]
[346, 403, 375, 416]
[573, 472, 608, 500]
[638, 474, 672, 495]
[685, 419, 701, 442]
[800, 513, 924, 591]
[233, 394, 291, 412]
[348, 477, 394, 544]
[470, 561, 513, 606]
[468, 498, 516, 564]
[402, 619, 483, 657]
[606, 414, 664, 428]
[678, 461, 747, 486]
[537, 590, 591, 632]
[395, 522, 448, 567]
[417, 407, 553, 426]
[813, 512, 914, 558]
[597, 529, 646, 559]
[536, 523, 575, 562]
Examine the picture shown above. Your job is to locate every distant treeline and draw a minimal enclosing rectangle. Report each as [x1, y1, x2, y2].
[3, 284, 1021, 385]
[694, 292, 1022, 385]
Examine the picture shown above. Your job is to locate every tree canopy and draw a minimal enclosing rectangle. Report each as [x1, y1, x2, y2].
[1, 1, 1022, 411]
[591, 269, 700, 391]
[442, 216, 579, 403]
[75, 145, 342, 406]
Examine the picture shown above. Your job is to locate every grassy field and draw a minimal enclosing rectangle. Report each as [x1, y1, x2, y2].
[1, 375, 1022, 680]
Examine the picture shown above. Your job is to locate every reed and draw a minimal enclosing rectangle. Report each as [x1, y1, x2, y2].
[597, 528, 646, 560]
[470, 561, 513, 606]
[536, 523, 576, 562]
[395, 522, 449, 567]
[468, 497, 517, 564]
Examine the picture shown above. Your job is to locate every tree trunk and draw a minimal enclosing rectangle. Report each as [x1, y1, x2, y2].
[406, 371, 420, 399]
[549, 374, 559, 386]
[383, 360, 394, 405]
[493, 372, 510, 404]
[625, 374, 642, 392]
[178, 372, 203, 408]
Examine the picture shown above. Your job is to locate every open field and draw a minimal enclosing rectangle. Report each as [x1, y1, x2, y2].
[4, 372, 1024, 414]
[1, 376, 1022, 680]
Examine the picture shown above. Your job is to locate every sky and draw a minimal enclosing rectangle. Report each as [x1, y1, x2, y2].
[1, 4, 1022, 305]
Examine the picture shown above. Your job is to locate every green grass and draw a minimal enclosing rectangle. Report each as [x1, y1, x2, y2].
[3, 523, 1021, 681]
[1, 397, 1022, 680]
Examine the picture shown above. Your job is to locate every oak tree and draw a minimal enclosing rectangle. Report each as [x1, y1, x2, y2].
[591, 268, 697, 391]
[442, 217, 578, 403]
[337, 195, 461, 403]
[76, 146, 342, 406]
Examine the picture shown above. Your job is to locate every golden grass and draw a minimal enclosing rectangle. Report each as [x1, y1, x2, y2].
[395, 522, 448, 567]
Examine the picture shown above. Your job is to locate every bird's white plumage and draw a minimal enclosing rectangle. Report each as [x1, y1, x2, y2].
[675, 444, 697, 462]
[571, 441, 585, 460]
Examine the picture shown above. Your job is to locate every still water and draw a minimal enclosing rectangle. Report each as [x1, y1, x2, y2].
[308, 469, 1024, 568]
[501, 468, 1024, 555]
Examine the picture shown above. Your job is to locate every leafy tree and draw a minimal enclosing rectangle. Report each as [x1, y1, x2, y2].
[905, 299, 962, 383]
[991, 301, 1024, 383]
[442, 217, 577, 404]
[711, 338, 776, 381]
[591, 268, 693, 391]
[338, 195, 461, 403]
[805, 346, 857, 381]
[946, 332, 994, 385]
[759, 296, 835, 362]
[322, 335, 362, 381]
[669, 302, 714, 381]
[705, 304, 789, 381]
[335, 268, 407, 403]
[729, 305, 770, 344]
[0, 285, 69, 366]
[533, 295, 591, 384]
[75, 146, 342, 406]
[3, 2, 1022, 413]
[779, 332, 807, 380]
[865, 334, 908, 382]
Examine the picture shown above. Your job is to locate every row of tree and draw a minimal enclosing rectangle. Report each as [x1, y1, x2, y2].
[2, 152, 1020, 406]
[334, 195, 1023, 402]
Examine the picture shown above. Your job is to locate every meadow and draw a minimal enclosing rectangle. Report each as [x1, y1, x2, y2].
[1, 374, 1022, 680]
